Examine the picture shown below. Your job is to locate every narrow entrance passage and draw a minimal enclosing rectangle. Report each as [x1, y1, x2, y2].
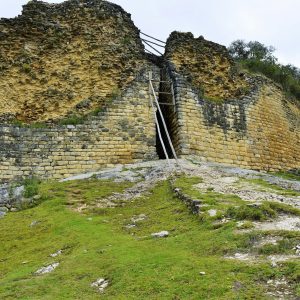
[154, 74, 177, 160]
[156, 109, 174, 159]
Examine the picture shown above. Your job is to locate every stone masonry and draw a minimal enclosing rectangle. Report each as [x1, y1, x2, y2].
[164, 32, 300, 171]
[0, 1, 299, 182]
[0, 67, 160, 182]
[0, 0, 147, 122]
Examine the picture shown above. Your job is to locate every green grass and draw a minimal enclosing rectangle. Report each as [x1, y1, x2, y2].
[23, 177, 41, 199]
[226, 201, 300, 222]
[258, 238, 299, 255]
[0, 178, 299, 299]
[173, 175, 244, 214]
[272, 171, 300, 182]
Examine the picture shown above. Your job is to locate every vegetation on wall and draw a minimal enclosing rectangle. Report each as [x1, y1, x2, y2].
[228, 40, 300, 102]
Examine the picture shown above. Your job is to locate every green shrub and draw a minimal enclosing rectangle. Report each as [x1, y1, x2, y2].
[21, 63, 31, 73]
[58, 114, 86, 125]
[23, 177, 41, 198]
[226, 202, 277, 221]
[228, 40, 300, 103]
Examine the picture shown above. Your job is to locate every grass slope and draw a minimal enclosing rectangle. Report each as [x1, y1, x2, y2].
[0, 178, 299, 299]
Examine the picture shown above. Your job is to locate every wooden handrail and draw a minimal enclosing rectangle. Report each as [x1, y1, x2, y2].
[140, 31, 166, 44]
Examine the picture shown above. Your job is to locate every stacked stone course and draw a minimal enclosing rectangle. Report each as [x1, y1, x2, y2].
[164, 32, 300, 171]
[0, 67, 160, 182]
[0, 1, 299, 182]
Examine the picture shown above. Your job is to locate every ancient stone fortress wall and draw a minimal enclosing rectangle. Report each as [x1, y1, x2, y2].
[0, 67, 159, 182]
[0, 0, 147, 122]
[0, 0, 299, 182]
[165, 32, 300, 171]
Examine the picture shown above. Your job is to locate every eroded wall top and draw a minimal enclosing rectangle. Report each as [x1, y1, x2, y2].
[0, 0, 147, 123]
[165, 31, 250, 101]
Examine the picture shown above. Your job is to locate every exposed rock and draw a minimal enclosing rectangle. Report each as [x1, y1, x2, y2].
[293, 244, 300, 255]
[265, 277, 294, 299]
[131, 214, 146, 223]
[35, 262, 59, 275]
[254, 216, 300, 232]
[0, 207, 8, 213]
[207, 209, 217, 217]
[91, 278, 109, 293]
[125, 224, 136, 229]
[151, 231, 169, 238]
[230, 253, 250, 261]
[13, 186, 25, 199]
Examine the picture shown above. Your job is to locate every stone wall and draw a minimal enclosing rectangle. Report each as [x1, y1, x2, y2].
[0, 0, 147, 123]
[0, 1, 299, 182]
[165, 33, 300, 171]
[0, 67, 160, 182]
[165, 32, 250, 101]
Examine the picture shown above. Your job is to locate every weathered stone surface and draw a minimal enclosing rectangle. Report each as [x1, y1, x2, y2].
[165, 31, 250, 101]
[0, 1, 299, 183]
[151, 231, 169, 238]
[0, 68, 159, 182]
[91, 278, 109, 293]
[35, 262, 59, 275]
[164, 32, 300, 171]
[0, 0, 149, 123]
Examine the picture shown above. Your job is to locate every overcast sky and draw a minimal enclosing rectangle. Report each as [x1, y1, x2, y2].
[1, 0, 299, 68]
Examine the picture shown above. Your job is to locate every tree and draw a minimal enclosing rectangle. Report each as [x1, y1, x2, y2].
[228, 40, 248, 60]
[247, 41, 276, 63]
[228, 40, 276, 63]
[228, 39, 300, 102]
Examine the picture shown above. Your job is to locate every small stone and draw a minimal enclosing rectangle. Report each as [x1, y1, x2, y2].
[125, 224, 136, 229]
[91, 278, 109, 293]
[87, 217, 93, 221]
[30, 220, 40, 227]
[131, 214, 146, 223]
[151, 231, 169, 238]
[35, 262, 59, 275]
[199, 271, 206, 275]
[271, 261, 277, 267]
[207, 209, 217, 217]
[33, 195, 41, 201]
[294, 244, 300, 255]
[0, 211, 6, 218]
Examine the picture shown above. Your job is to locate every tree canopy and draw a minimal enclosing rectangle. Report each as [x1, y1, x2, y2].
[228, 40, 300, 102]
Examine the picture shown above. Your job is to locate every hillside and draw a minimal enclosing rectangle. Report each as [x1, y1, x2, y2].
[0, 159, 300, 299]
[0, 1, 299, 298]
